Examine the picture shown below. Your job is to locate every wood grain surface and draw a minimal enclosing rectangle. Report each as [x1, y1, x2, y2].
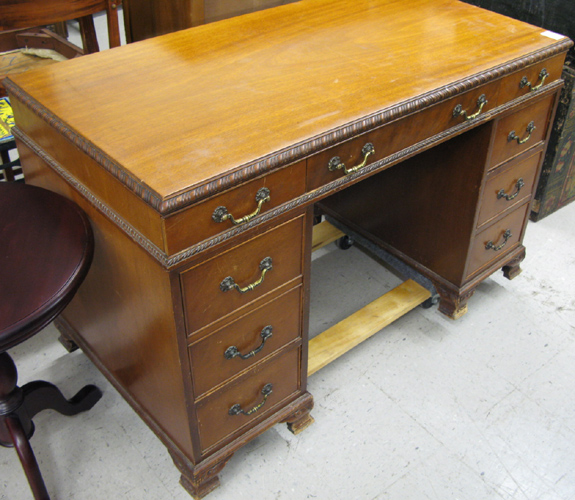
[6, 0, 570, 202]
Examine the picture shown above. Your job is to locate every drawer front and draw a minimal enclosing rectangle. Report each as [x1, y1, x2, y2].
[189, 286, 302, 398]
[196, 346, 301, 453]
[489, 93, 555, 169]
[498, 55, 566, 105]
[307, 81, 500, 191]
[164, 160, 306, 255]
[467, 204, 529, 279]
[181, 215, 304, 333]
[477, 149, 543, 228]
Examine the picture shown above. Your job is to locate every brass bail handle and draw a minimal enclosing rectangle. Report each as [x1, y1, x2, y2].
[212, 187, 271, 226]
[229, 384, 273, 416]
[485, 229, 512, 251]
[328, 143, 375, 175]
[224, 325, 273, 360]
[497, 178, 525, 201]
[520, 68, 549, 92]
[453, 94, 488, 121]
[508, 121, 535, 145]
[220, 257, 273, 294]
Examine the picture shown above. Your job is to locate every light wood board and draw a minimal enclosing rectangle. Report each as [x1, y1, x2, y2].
[308, 279, 431, 376]
[311, 220, 345, 252]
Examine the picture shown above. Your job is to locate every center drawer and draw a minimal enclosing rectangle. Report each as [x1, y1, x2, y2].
[306, 80, 501, 191]
[180, 215, 304, 334]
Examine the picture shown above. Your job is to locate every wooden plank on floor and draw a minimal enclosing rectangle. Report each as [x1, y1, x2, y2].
[312, 220, 345, 252]
[308, 279, 431, 376]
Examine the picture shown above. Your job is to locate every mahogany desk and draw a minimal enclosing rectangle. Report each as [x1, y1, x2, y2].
[5, 0, 573, 497]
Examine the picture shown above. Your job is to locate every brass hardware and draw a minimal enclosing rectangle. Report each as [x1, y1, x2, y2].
[508, 121, 535, 144]
[212, 187, 271, 225]
[229, 384, 273, 416]
[224, 326, 273, 360]
[220, 257, 273, 293]
[519, 68, 549, 92]
[328, 143, 375, 175]
[453, 94, 488, 121]
[485, 229, 512, 251]
[497, 178, 525, 201]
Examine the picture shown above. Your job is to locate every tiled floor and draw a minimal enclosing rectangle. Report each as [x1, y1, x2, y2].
[3, 13, 575, 500]
[3, 200, 575, 500]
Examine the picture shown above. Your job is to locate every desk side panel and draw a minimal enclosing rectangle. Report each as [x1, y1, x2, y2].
[8, 96, 166, 252]
[16, 141, 195, 459]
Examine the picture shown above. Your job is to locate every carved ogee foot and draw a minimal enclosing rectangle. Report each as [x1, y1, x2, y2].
[283, 393, 314, 435]
[169, 450, 234, 500]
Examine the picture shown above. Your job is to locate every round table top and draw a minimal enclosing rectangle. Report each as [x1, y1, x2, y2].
[0, 182, 93, 351]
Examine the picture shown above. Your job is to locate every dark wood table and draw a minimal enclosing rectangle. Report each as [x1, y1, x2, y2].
[0, 182, 100, 500]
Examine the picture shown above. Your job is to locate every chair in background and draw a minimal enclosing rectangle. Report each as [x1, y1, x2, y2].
[0, 0, 121, 54]
[1, 0, 122, 95]
[0, 0, 122, 180]
[0, 182, 101, 500]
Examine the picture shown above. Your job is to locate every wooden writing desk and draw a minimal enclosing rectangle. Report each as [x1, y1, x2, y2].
[5, 0, 572, 497]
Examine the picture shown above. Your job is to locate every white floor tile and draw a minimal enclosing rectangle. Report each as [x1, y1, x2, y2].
[3, 15, 575, 500]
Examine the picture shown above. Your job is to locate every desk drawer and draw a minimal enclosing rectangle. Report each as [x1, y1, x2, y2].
[307, 81, 500, 191]
[477, 149, 543, 228]
[489, 93, 554, 169]
[189, 286, 302, 398]
[181, 215, 304, 333]
[196, 346, 301, 453]
[467, 204, 529, 279]
[164, 160, 306, 254]
[498, 55, 565, 105]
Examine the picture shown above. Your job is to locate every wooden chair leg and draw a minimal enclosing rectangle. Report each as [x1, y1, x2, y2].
[0, 351, 102, 499]
[78, 15, 100, 53]
[5, 416, 50, 500]
[0, 352, 49, 499]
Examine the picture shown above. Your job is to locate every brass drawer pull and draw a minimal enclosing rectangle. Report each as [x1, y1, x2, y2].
[224, 325, 273, 360]
[485, 229, 512, 251]
[229, 383, 273, 416]
[497, 178, 525, 201]
[212, 187, 271, 225]
[328, 143, 375, 175]
[453, 94, 487, 121]
[508, 121, 535, 145]
[220, 257, 273, 294]
[520, 68, 549, 92]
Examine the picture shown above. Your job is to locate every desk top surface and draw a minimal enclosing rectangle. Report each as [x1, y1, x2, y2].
[6, 0, 572, 210]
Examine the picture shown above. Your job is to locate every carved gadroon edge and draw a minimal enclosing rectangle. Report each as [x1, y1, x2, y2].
[12, 78, 564, 269]
[3, 39, 572, 215]
[163, 80, 565, 267]
[13, 128, 170, 266]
